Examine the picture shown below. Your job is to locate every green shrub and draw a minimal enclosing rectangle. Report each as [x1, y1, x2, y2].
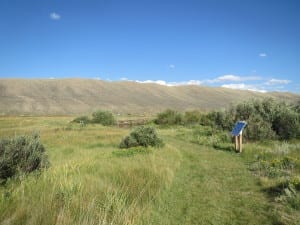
[119, 126, 164, 149]
[0, 133, 49, 183]
[199, 112, 218, 127]
[92, 110, 116, 126]
[210, 98, 299, 141]
[72, 116, 90, 124]
[291, 176, 300, 191]
[184, 110, 202, 125]
[244, 114, 276, 141]
[272, 109, 300, 140]
[154, 109, 183, 125]
[214, 110, 235, 130]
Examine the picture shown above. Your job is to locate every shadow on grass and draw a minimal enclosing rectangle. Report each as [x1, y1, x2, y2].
[261, 181, 289, 199]
[213, 143, 235, 152]
[112, 147, 153, 157]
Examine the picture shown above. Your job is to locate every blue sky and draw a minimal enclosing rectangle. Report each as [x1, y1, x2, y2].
[0, 0, 299, 93]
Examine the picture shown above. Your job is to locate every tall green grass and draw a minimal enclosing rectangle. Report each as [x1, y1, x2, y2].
[0, 117, 299, 224]
[0, 117, 180, 225]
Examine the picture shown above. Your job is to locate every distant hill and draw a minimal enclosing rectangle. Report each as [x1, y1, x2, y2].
[0, 78, 299, 115]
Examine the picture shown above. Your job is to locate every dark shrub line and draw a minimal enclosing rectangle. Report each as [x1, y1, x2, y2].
[154, 98, 300, 141]
[72, 110, 116, 126]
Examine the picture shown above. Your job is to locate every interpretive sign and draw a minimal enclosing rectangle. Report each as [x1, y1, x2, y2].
[231, 121, 247, 153]
[231, 121, 247, 136]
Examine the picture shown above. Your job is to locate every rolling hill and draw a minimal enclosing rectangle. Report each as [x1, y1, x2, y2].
[0, 78, 299, 115]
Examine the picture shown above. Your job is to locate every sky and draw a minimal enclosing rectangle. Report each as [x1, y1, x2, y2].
[0, 0, 299, 93]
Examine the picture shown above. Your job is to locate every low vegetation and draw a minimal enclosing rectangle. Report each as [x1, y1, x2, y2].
[91, 110, 117, 126]
[243, 141, 300, 212]
[72, 110, 116, 126]
[208, 98, 300, 140]
[0, 133, 49, 184]
[119, 126, 164, 148]
[155, 98, 300, 141]
[154, 109, 183, 125]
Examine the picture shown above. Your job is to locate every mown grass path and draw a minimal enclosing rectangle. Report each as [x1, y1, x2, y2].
[143, 137, 275, 225]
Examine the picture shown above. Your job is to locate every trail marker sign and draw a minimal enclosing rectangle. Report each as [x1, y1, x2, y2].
[231, 121, 247, 153]
[231, 121, 247, 136]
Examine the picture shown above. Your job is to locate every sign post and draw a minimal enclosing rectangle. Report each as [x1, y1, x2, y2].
[231, 121, 247, 153]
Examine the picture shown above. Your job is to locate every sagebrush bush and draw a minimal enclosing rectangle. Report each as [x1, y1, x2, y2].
[0, 133, 49, 183]
[272, 108, 299, 140]
[244, 114, 276, 140]
[184, 110, 202, 125]
[154, 109, 183, 125]
[92, 110, 116, 126]
[214, 110, 235, 130]
[198, 111, 218, 127]
[119, 126, 164, 148]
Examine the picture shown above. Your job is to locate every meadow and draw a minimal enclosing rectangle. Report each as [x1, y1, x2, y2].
[0, 116, 299, 225]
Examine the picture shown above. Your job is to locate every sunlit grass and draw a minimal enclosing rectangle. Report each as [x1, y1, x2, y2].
[0, 117, 180, 225]
[0, 117, 299, 224]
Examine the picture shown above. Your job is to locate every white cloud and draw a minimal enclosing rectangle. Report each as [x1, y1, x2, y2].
[259, 53, 267, 57]
[135, 79, 202, 86]
[136, 80, 170, 86]
[50, 12, 61, 20]
[221, 83, 267, 93]
[121, 75, 290, 92]
[216, 75, 241, 82]
[186, 80, 202, 85]
[207, 75, 261, 83]
[265, 79, 291, 85]
[120, 77, 128, 81]
[169, 64, 175, 69]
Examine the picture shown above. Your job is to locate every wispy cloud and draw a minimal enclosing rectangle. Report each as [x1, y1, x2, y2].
[185, 80, 202, 85]
[221, 83, 267, 93]
[259, 53, 267, 57]
[135, 79, 202, 86]
[207, 75, 261, 83]
[134, 79, 266, 92]
[136, 80, 170, 86]
[120, 74, 291, 93]
[265, 78, 291, 85]
[50, 12, 61, 20]
[169, 64, 175, 69]
[216, 75, 241, 82]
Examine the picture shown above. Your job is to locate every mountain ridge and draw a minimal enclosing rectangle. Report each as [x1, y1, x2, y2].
[0, 78, 299, 115]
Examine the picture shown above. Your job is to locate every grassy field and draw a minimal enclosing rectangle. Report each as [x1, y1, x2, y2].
[0, 116, 299, 225]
